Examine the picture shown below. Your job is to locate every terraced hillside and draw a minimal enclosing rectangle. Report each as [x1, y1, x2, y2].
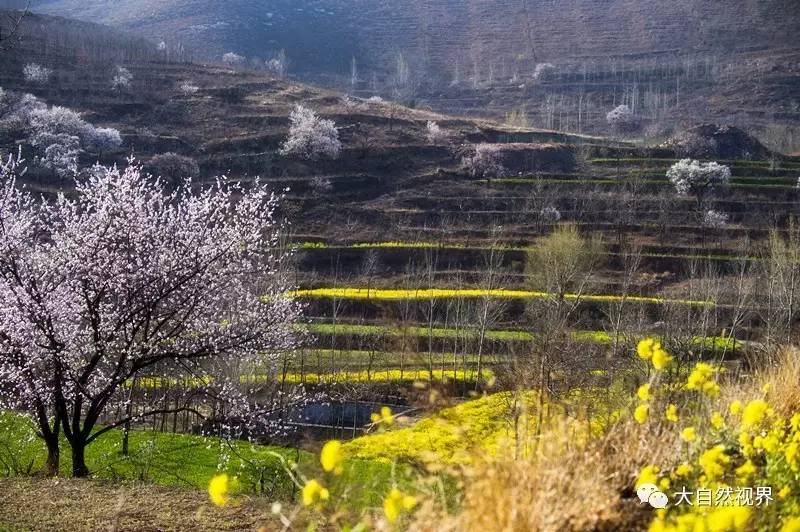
[2, 11, 800, 395]
[26, 0, 800, 147]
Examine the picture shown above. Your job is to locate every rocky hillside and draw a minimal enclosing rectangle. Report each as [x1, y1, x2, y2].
[21, 0, 800, 146]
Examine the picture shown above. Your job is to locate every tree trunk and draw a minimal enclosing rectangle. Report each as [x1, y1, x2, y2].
[43, 435, 60, 477]
[71, 440, 89, 477]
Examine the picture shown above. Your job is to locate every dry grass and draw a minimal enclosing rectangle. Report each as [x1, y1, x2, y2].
[409, 347, 800, 532]
[408, 410, 679, 532]
[0, 477, 271, 532]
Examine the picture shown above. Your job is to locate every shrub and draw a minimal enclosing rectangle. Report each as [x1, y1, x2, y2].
[279, 105, 341, 160]
[146, 152, 200, 186]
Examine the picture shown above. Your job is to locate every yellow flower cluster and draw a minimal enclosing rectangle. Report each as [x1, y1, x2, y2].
[685, 362, 720, 396]
[302, 479, 330, 507]
[371, 406, 395, 427]
[320, 440, 344, 475]
[649, 506, 751, 532]
[636, 338, 673, 370]
[208, 473, 230, 507]
[383, 488, 417, 523]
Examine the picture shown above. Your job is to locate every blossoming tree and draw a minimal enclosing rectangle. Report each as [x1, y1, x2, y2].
[0, 154, 300, 476]
[279, 105, 341, 160]
[666, 159, 731, 204]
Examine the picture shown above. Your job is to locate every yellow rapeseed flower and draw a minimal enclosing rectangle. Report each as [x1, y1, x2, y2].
[778, 486, 791, 500]
[383, 488, 417, 523]
[208, 473, 230, 507]
[699, 445, 730, 480]
[681, 427, 697, 442]
[710, 412, 725, 430]
[637, 383, 651, 401]
[781, 517, 800, 532]
[651, 347, 673, 371]
[637, 338, 659, 360]
[735, 459, 756, 480]
[729, 400, 743, 415]
[634, 404, 650, 424]
[665, 404, 679, 423]
[371, 406, 395, 426]
[302, 479, 330, 507]
[320, 440, 344, 475]
[675, 463, 693, 477]
[706, 506, 751, 532]
[741, 399, 769, 429]
[636, 465, 660, 487]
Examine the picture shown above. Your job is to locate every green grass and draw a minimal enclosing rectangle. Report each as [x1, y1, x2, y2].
[302, 323, 741, 352]
[0, 411, 398, 507]
[295, 241, 758, 263]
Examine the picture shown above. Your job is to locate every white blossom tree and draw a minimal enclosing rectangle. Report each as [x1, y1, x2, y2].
[23, 63, 52, 85]
[703, 209, 729, 228]
[606, 104, 640, 132]
[425, 121, 447, 144]
[462, 143, 505, 179]
[222, 52, 245, 66]
[667, 159, 731, 203]
[25, 104, 122, 175]
[279, 105, 341, 160]
[0, 156, 301, 477]
[266, 49, 288, 78]
[111, 66, 133, 92]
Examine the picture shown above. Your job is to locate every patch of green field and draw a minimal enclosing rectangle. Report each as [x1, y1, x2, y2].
[295, 240, 758, 263]
[0, 411, 397, 507]
[302, 323, 741, 352]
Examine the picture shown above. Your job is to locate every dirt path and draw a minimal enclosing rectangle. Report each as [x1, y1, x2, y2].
[0, 477, 272, 532]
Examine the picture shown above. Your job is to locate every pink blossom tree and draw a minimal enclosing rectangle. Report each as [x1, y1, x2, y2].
[0, 154, 300, 477]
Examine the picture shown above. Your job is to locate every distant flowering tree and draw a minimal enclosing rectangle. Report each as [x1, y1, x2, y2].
[280, 105, 341, 160]
[425, 121, 447, 144]
[703, 209, 729, 228]
[667, 159, 731, 203]
[606, 105, 640, 133]
[179, 81, 199, 95]
[462, 143, 505, 179]
[0, 157, 301, 477]
[533, 62, 556, 81]
[23, 63, 52, 85]
[222, 52, 245, 66]
[540, 205, 562, 223]
[266, 49, 288, 78]
[111, 66, 133, 92]
[25, 103, 122, 175]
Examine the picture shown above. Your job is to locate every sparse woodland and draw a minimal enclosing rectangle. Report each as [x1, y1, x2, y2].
[0, 5, 799, 532]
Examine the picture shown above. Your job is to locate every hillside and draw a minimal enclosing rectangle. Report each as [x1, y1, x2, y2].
[22, 0, 800, 148]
